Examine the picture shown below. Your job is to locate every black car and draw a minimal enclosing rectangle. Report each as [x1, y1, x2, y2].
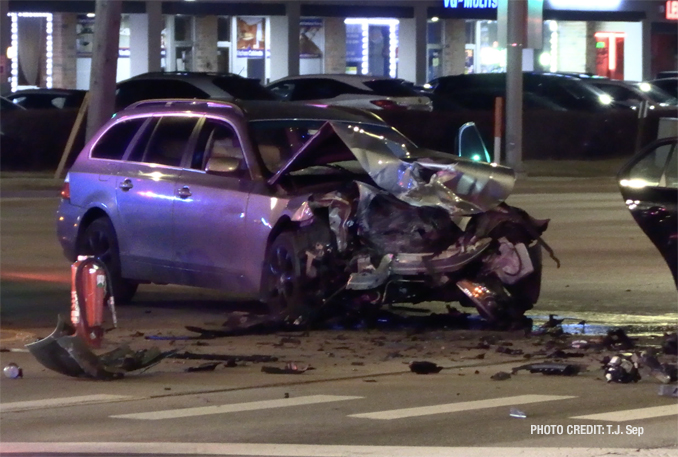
[115, 72, 277, 111]
[429, 72, 616, 112]
[5, 88, 87, 109]
[618, 136, 677, 287]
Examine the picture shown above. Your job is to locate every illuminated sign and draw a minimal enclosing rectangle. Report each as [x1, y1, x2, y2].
[667, 0, 678, 20]
[443, 0, 498, 9]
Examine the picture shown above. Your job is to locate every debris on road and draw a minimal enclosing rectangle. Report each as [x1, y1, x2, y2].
[547, 350, 585, 359]
[512, 362, 582, 376]
[662, 332, 677, 355]
[168, 351, 278, 364]
[491, 371, 511, 381]
[409, 361, 443, 374]
[26, 316, 170, 380]
[603, 355, 641, 383]
[3, 363, 23, 379]
[261, 362, 312, 374]
[602, 329, 635, 350]
[658, 385, 678, 398]
[185, 362, 221, 373]
[509, 407, 527, 418]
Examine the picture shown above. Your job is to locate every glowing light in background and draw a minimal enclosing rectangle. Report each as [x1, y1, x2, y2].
[9, 12, 54, 91]
[344, 18, 399, 78]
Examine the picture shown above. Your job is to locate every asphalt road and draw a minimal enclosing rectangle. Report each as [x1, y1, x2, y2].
[0, 177, 676, 456]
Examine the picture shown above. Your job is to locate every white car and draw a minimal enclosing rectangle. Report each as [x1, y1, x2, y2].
[267, 74, 432, 111]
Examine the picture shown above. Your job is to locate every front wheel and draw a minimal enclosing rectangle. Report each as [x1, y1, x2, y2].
[262, 232, 309, 322]
[78, 217, 138, 304]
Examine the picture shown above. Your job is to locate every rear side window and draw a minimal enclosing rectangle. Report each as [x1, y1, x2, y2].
[91, 118, 146, 160]
[212, 77, 276, 100]
[128, 116, 200, 167]
[363, 80, 418, 97]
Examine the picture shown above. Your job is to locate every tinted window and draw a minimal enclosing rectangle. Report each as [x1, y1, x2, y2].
[211, 76, 276, 100]
[191, 119, 245, 173]
[128, 116, 199, 167]
[627, 143, 674, 187]
[268, 82, 295, 100]
[292, 79, 364, 100]
[592, 83, 636, 102]
[91, 118, 146, 160]
[363, 79, 418, 97]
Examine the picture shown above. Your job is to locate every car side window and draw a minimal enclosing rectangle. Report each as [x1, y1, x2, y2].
[295, 79, 340, 100]
[191, 119, 246, 174]
[627, 143, 675, 188]
[128, 116, 200, 167]
[269, 83, 294, 100]
[91, 118, 147, 160]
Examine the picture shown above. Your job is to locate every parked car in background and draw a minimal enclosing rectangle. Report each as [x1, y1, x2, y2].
[575, 78, 677, 110]
[267, 74, 432, 111]
[429, 72, 617, 112]
[618, 136, 677, 287]
[5, 88, 86, 110]
[649, 78, 678, 99]
[57, 99, 549, 327]
[115, 72, 276, 111]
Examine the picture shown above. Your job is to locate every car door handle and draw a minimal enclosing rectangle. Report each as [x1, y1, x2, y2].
[119, 179, 133, 191]
[177, 186, 192, 199]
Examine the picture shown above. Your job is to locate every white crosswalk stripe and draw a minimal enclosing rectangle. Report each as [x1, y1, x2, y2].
[349, 394, 576, 420]
[110, 394, 363, 420]
[571, 404, 678, 422]
[0, 394, 138, 412]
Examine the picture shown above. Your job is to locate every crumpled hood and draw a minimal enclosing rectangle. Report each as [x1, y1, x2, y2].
[272, 121, 516, 217]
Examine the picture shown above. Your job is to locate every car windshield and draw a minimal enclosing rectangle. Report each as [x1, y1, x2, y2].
[212, 76, 277, 100]
[249, 119, 417, 174]
[363, 79, 419, 97]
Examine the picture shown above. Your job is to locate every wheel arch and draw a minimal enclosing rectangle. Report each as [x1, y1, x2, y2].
[76, 207, 114, 251]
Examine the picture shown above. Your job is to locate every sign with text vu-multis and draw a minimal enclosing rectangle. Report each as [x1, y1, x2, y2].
[443, 0, 498, 8]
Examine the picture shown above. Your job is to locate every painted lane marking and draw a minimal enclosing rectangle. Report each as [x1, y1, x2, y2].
[1, 394, 137, 413]
[110, 394, 363, 420]
[349, 394, 576, 420]
[1, 443, 672, 456]
[571, 404, 678, 422]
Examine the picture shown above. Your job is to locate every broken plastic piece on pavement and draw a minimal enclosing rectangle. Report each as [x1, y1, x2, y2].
[409, 361, 443, 374]
[571, 340, 589, 349]
[26, 315, 170, 379]
[631, 351, 672, 384]
[261, 362, 311, 374]
[185, 362, 220, 373]
[491, 371, 511, 381]
[658, 385, 678, 398]
[3, 363, 23, 379]
[509, 408, 527, 419]
[168, 351, 277, 363]
[512, 363, 581, 376]
[603, 355, 641, 383]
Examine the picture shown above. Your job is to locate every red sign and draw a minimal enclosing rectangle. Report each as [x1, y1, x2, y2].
[667, 0, 678, 20]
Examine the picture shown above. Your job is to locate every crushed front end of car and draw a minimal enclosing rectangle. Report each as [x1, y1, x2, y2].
[273, 121, 556, 328]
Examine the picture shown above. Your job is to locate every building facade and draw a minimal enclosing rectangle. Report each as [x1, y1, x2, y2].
[1, 0, 676, 93]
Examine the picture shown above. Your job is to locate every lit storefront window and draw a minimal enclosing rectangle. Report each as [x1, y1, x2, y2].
[9, 12, 53, 91]
[344, 18, 398, 78]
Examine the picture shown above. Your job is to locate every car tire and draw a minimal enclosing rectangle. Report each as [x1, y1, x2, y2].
[262, 231, 315, 323]
[79, 217, 138, 304]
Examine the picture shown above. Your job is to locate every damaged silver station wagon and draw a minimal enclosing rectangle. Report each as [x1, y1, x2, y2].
[57, 100, 554, 327]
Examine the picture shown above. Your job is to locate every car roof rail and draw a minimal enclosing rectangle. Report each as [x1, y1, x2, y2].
[124, 98, 242, 113]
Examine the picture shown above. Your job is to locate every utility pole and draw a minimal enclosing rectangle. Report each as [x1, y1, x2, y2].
[86, 0, 122, 143]
[505, 0, 526, 174]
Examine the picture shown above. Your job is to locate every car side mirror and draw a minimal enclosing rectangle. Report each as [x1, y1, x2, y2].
[206, 156, 242, 174]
